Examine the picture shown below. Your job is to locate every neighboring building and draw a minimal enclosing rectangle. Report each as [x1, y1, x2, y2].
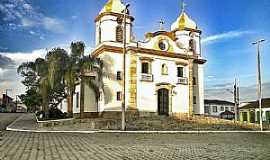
[59, 0, 206, 118]
[57, 84, 80, 114]
[204, 99, 235, 120]
[6, 102, 16, 113]
[0, 94, 13, 112]
[239, 98, 270, 123]
[16, 102, 27, 113]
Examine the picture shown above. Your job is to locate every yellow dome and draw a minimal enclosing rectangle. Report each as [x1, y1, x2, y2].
[179, 12, 197, 29]
[171, 11, 197, 30]
[100, 0, 125, 14]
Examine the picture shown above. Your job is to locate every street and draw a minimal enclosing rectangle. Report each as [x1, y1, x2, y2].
[1, 114, 270, 160]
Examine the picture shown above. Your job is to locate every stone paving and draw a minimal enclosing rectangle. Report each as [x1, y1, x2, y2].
[1, 131, 270, 160]
[1, 113, 270, 160]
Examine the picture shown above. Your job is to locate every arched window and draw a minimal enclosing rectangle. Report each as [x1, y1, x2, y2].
[141, 62, 149, 74]
[116, 25, 123, 42]
[98, 27, 101, 44]
[161, 64, 168, 75]
[189, 39, 196, 53]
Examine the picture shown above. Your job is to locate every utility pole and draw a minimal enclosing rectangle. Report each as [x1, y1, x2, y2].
[121, 3, 130, 131]
[15, 95, 19, 112]
[252, 39, 265, 132]
[233, 79, 240, 121]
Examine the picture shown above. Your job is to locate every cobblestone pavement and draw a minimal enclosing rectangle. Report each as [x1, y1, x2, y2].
[1, 131, 270, 160]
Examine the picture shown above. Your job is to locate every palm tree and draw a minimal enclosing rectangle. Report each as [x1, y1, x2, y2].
[17, 58, 51, 118]
[18, 41, 105, 118]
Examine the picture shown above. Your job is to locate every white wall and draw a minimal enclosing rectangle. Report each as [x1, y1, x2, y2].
[84, 84, 98, 112]
[96, 15, 132, 45]
[137, 54, 190, 113]
[193, 64, 204, 114]
[57, 99, 68, 113]
[255, 108, 270, 121]
[73, 85, 81, 114]
[205, 104, 235, 117]
[98, 52, 124, 111]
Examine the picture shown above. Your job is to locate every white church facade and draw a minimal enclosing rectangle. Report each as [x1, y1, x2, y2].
[58, 0, 206, 118]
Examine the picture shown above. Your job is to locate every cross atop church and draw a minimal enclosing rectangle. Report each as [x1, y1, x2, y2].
[159, 18, 165, 31]
[181, 0, 187, 12]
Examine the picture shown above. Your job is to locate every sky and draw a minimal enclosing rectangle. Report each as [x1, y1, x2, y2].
[0, 0, 270, 102]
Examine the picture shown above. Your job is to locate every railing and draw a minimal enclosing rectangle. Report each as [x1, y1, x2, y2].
[141, 73, 153, 82]
[177, 77, 188, 85]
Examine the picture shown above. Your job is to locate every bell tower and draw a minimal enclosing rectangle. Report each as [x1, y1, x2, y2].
[94, 0, 134, 46]
[171, 1, 201, 56]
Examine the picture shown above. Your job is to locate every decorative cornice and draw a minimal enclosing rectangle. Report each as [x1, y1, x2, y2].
[172, 27, 202, 34]
[194, 59, 207, 64]
[91, 45, 207, 64]
[139, 57, 154, 62]
[175, 60, 189, 66]
[92, 45, 123, 57]
[145, 31, 177, 41]
[95, 12, 135, 22]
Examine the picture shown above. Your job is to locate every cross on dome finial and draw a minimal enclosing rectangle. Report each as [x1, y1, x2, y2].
[159, 18, 165, 31]
[181, 0, 186, 12]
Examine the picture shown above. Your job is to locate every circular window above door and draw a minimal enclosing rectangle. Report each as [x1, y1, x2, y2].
[158, 39, 169, 51]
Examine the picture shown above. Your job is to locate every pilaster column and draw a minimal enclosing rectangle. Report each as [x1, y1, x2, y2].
[188, 59, 194, 117]
[80, 75, 85, 119]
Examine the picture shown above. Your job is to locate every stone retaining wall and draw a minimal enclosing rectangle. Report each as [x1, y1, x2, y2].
[171, 113, 261, 130]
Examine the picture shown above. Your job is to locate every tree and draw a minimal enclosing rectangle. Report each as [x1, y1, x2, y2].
[17, 52, 66, 118]
[17, 61, 41, 112]
[18, 41, 105, 118]
[19, 88, 42, 112]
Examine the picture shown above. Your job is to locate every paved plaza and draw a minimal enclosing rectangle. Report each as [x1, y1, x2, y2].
[0, 113, 270, 160]
[1, 131, 270, 160]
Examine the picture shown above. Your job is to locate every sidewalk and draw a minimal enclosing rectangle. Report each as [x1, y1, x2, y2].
[6, 113, 38, 131]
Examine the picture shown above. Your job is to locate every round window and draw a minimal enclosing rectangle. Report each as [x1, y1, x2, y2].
[158, 40, 169, 51]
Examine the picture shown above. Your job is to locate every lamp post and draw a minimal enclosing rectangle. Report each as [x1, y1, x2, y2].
[121, 3, 130, 131]
[252, 39, 265, 132]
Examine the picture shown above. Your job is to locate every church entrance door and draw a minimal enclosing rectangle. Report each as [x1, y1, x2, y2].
[158, 88, 169, 116]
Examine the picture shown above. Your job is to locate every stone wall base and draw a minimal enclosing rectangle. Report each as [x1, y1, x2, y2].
[73, 111, 163, 119]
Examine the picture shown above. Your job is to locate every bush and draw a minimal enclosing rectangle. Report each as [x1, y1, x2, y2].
[48, 107, 65, 119]
[36, 107, 72, 120]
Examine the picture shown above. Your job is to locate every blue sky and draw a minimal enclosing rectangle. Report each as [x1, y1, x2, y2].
[0, 0, 270, 101]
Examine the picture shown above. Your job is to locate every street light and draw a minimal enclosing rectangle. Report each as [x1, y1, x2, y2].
[252, 39, 265, 132]
[121, 3, 130, 131]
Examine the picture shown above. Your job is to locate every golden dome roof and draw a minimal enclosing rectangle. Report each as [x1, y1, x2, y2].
[171, 11, 197, 31]
[100, 0, 125, 14]
[171, 1, 197, 31]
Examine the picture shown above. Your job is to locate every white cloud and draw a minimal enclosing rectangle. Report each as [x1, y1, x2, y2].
[42, 17, 65, 33]
[0, 68, 7, 76]
[0, 43, 93, 98]
[29, 30, 35, 35]
[0, 0, 65, 33]
[202, 30, 253, 44]
[0, 48, 46, 98]
[3, 49, 46, 65]
[71, 15, 78, 20]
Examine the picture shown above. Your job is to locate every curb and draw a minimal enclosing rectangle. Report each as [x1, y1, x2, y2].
[5, 127, 270, 134]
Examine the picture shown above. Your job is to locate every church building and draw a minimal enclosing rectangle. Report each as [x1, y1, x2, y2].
[58, 0, 206, 118]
